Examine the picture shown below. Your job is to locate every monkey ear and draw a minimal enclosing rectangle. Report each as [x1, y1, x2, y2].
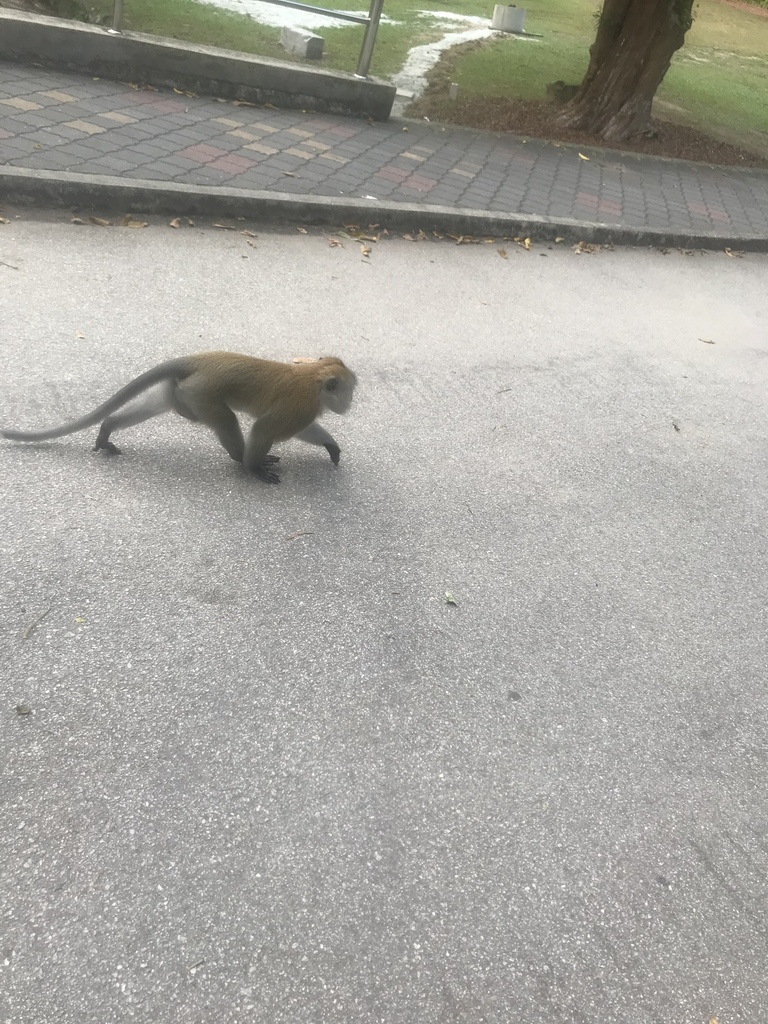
[325, 378, 339, 392]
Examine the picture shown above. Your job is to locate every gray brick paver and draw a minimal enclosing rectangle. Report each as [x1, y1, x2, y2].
[1, 60, 767, 238]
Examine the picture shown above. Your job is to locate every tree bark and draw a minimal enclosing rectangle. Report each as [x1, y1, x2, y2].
[554, 0, 695, 141]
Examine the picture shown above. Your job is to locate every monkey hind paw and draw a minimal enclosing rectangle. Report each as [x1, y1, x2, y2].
[324, 443, 341, 465]
[254, 463, 280, 484]
[94, 438, 122, 456]
[261, 455, 281, 466]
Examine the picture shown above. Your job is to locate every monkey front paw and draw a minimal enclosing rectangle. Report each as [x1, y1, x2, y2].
[94, 438, 122, 456]
[324, 443, 341, 465]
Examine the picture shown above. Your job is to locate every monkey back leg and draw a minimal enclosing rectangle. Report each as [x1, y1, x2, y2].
[94, 383, 175, 455]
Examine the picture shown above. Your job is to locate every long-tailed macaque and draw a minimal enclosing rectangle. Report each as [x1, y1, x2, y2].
[2, 352, 357, 484]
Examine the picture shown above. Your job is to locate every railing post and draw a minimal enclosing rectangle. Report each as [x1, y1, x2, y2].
[107, 0, 125, 34]
[354, 0, 384, 78]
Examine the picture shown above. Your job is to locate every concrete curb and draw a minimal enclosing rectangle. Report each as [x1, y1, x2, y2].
[3, 166, 768, 251]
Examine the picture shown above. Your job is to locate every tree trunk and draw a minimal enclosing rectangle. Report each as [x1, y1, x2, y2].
[554, 0, 695, 141]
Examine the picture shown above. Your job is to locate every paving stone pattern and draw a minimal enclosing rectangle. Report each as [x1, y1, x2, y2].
[2, 61, 768, 236]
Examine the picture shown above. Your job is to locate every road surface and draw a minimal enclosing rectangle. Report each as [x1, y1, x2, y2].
[1, 216, 767, 1023]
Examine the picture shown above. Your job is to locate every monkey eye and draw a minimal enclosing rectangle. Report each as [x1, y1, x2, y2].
[326, 378, 339, 392]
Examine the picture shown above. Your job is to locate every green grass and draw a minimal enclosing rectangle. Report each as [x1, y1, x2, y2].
[431, 0, 768, 156]
[70, 0, 461, 78]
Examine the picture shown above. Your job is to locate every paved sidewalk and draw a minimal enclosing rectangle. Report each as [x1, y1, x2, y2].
[2, 59, 768, 244]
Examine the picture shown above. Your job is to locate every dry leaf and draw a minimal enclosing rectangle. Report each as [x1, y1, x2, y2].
[75, 330, 85, 339]
[328, 238, 343, 247]
[124, 219, 148, 229]
[573, 241, 601, 255]
[673, 421, 681, 431]
[498, 248, 508, 259]
[246, 239, 256, 248]
[263, 102, 277, 110]
[187, 218, 195, 227]
[445, 591, 458, 606]
[360, 244, 371, 257]
[402, 126, 409, 132]
[169, 217, 181, 229]
[212, 222, 236, 230]
[578, 152, 589, 160]
[88, 216, 111, 227]
[403, 233, 414, 241]
[283, 171, 298, 177]
[297, 227, 308, 234]
[699, 338, 715, 344]
[241, 229, 258, 238]
[233, 99, 257, 107]
[15, 704, 32, 715]
[0, 216, 9, 225]
[724, 247, 744, 258]
[555, 236, 564, 243]
[709, 1017, 719, 1024]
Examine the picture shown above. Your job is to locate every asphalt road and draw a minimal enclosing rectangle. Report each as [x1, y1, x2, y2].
[1, 216, 767, 1024]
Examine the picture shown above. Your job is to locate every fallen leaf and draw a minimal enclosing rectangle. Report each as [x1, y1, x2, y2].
[699, 338, 715, 344]
[445, 591, 458, 606]
[658, 247, 670, 255]
[241, 229, 258, 238]
[297, 227, 308, 234]
[88, 216, 111, 227]
[402, 126, 409, 132]
[169, 217, 181, 229]
[403, 233, 414, 241]
[15, 704, 32, 716]
[555, 236, 564, 242]
[673, 421, 681, 432]
[75, 330, 85, 339]
[578, 152, 589, 160]
[0, 216, 10, 224]
[123, 218, 148, 229]
[187, 218, 195, 227]
[246, 239, 256, 247]
[283, 171, 298, 177]
[328, 238, 343, 247]
[212, 222, 236, 230]
[360, 244, 371, 258]
[498, 248, 508, 259]
[724, 247, 744, 258]
[233, 99, 257, 107]
[263, 102, 277, 110]
[709, 1017, 719, 1024]
[286, 530, 314, 541]
[572, 241, 601, 255]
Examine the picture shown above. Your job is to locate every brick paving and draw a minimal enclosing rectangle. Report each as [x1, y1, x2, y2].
[2, 60, 768, 238]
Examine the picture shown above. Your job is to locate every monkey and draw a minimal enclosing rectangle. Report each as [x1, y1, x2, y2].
[545, 80, 579, 104]
[2, 352, 356, 484]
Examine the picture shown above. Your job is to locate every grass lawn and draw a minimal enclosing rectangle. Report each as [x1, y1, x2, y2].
[420, 0, 768, 158]
[72, 0, 488, 78]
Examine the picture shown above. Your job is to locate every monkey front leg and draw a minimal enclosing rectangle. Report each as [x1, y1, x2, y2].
[244, 419, 282, 484]
[295, 422, 341, 465]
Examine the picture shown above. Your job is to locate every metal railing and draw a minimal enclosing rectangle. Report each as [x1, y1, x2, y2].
[108, 0, 384, 78]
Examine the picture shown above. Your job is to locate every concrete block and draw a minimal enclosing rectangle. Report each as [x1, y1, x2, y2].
[280, 26, 324, 60]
